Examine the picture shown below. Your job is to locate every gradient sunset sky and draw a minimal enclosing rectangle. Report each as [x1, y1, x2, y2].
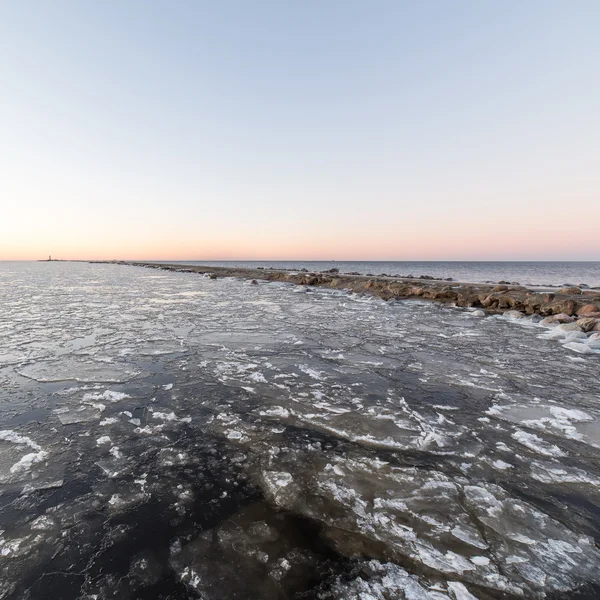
[1, 1, 599, 261]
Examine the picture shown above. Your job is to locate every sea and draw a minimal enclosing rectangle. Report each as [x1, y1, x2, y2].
[1, 260, 599, 600]
[163, 261, 600, 288]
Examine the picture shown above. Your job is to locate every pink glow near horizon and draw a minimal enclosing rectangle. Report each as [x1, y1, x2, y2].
[3, 215, 599, 262]
[1, 3, 599, 262]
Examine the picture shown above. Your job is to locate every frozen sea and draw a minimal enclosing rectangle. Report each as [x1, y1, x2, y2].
[1, 261, 600, 600]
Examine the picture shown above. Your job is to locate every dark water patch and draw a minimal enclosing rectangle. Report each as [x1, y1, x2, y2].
[4, 407, 49, 427]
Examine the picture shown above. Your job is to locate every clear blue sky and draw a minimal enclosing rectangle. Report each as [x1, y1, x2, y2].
[1, 1, 599, 260]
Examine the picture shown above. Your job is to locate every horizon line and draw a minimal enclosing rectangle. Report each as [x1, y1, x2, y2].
[2, 258, 599, 263]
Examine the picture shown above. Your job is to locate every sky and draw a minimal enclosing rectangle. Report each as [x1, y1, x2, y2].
[1, 1, 599, 261]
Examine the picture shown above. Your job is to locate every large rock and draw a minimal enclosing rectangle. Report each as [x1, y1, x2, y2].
[576, 318, 599, 333]
[424, 287, 458, 301]
[577, 304, 600, 316]
[553, 313, 576, 323]
[539, 313, 573, 326]
[496, 295, 518, 309]
[524, 293, 555, 315]
[549, 300, 577, 316]
[481, 294, 495, 308]
[559, 287, 582, 295]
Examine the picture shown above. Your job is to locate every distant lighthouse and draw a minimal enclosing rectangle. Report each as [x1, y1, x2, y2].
[48, 255, 51, 261]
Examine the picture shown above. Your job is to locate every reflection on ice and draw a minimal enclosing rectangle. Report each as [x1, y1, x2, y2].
[17, 359, 140, 383]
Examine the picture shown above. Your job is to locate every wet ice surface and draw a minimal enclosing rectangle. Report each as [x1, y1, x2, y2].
[1, 262, 600, 600]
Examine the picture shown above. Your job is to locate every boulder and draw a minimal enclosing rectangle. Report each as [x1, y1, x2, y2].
[492, 285, 509, 292]
[539, 316, 558, 327]
[577, 304, 599, 316]
[524, 293, 554, 314]
[559, 287, 582, 295]
[425, 287, 458, 301]
[496, 295, 518, 309]
[550, 300, 577, 316]
[576, 318, 598, 333]
[471, 310, 485, 317]
[481, 294, 495, 308]
[553, 313, 575, 323]
[456, 289, 478, 307]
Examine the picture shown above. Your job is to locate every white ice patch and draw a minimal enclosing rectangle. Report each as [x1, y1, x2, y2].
[492, 460, 513, 470]
[0, 430, 49, 474]
[83, 390, 130, 403]
[10, 451, 48, 474]
[326, 559, 464, 599]
[530, 461, 600, 486]
[490, 402, 597, 446]
[248, 371, 267, 383]
[109, 446, 123, 459]
[298, 365, 327, 380]
[0, 430, 42, 452]
[151, 410, 191, 423]
[512, 430, 565, 457]
[259, 406, 291, 419]
[30, 515, 55, 531]
[447, 581, 480, 600]
[262, 471, 294, 499]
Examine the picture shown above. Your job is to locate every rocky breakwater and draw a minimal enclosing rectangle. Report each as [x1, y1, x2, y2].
[110, 262, 600, 322]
